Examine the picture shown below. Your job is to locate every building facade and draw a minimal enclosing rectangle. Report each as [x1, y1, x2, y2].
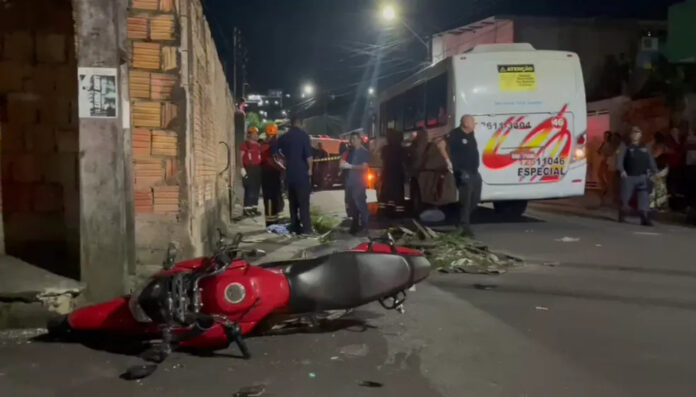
[0, 0, 237, 302]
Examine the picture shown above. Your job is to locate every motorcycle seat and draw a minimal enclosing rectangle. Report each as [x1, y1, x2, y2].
[261, 252, 413, 312]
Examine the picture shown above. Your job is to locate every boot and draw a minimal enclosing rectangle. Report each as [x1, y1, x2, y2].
[640, 212, 653, 227]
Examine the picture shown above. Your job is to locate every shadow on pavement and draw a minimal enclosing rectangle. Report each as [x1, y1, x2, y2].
[363, 203, 544, 232]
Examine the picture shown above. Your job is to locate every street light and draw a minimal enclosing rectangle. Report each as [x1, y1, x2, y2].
[378, 3, 430, 54]
[303, 83, 315, 97]
[381, 4, 397, 22]
[368, 87, 376, 96]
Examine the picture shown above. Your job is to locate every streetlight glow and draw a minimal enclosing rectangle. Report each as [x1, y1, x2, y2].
[368, 87, 375, 95]
[303, 83, 315, 96]
[381, 4, 397, 22]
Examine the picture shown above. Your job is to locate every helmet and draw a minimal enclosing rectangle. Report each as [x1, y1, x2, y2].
[266, 124, 278, 136]
[247, 126, 259, 134]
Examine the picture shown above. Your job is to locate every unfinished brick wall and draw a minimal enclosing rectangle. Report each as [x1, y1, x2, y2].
[128, 0, 235, 270]
[187, 0, 236, 253]
[0, 0, 80, 278]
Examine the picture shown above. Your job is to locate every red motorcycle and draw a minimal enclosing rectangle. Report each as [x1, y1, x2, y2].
[48, 231, 430, 372]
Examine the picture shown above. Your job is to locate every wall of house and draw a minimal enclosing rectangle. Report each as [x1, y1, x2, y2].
[513, 17, 666, 100]
[127, 0, 235, 273]
[0, 0, 80, 278]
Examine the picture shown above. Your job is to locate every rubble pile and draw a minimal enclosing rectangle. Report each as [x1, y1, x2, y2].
[390, 221, 523, 274]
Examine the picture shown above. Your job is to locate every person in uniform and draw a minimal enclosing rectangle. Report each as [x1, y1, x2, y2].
[240, 126, 262, 216]
[340, 132, 370, 235]
[378, 128, 407, 217]
[260, 124, 284, 226]
[276, 116, 314, 235]
[439, 115, 481, 237]
[616, 126, 658, 226]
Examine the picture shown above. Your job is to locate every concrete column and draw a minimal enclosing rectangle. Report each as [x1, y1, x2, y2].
[72, 0, 133, 300]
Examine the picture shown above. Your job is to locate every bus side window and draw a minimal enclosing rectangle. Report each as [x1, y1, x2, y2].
[426, 73, 448, 127]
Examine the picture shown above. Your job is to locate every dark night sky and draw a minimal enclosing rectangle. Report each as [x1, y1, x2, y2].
[205, 0, 681, 121]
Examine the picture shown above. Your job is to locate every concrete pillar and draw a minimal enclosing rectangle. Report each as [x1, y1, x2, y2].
[72, 0, 133, 300]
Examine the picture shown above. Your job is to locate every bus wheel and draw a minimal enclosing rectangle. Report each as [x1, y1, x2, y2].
[493, 200, 528, 219]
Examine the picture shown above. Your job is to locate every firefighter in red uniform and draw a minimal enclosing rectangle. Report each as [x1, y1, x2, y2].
[241, 126, 262, 216]
[260, 124, 284, 226]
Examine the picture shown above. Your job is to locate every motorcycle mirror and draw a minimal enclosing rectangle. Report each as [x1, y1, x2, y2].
[162, 242, 177, 270]
[232, 232, 243, 248]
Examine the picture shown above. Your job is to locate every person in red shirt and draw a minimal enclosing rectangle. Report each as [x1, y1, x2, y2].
[241, 126, 262, 216]
[260, 124, 284, 226]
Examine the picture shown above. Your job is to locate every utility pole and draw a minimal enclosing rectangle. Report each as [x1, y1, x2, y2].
[232, 27, 238, 101]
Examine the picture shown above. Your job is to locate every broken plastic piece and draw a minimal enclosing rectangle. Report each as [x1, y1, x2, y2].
[120, 364, 158, 380]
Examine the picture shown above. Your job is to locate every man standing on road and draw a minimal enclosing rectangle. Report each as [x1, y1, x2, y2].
[440, 115, 482, 237]
[616, 126, 658, 226]
[340, 132, 370, 235]
[240, 126, 262, 216]
[277, 116, 314, 234]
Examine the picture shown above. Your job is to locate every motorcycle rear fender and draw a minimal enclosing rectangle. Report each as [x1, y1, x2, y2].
[68, 297, 145, 332]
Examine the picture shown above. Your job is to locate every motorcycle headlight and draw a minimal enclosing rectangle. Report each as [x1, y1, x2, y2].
[128, 281, 153, 323]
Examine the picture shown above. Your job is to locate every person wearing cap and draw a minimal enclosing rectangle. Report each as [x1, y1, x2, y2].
[240, 126, 262, 216]
[260, 123, 284, 226]
[616, 126, 658, 226]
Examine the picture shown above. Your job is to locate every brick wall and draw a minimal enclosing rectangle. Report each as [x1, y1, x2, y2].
[0, 0, 80, 278]
[127, 0, 235, 270]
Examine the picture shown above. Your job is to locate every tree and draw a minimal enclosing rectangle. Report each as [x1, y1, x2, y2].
[245, 111, 261, 130]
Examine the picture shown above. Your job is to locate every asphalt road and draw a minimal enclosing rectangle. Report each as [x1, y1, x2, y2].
[2, 191, 696, 397]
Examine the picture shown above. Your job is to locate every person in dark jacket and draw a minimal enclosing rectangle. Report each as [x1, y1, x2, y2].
[616, 126, 658, 226]
[240, 126, 262, 216]
[378, 128, 407, 217]
[276, 116, 314, 234]
[340, 132, 370, 235]
[440, 115, 481, 237]
[260, 124, 283, 226]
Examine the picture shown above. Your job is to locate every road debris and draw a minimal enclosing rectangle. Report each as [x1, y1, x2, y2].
[535, 306, 549, 311]
[388, 226, 523, 274]
[474, 283, 498, 290]
[233, 385, 266, 397]
[308, 372, 317, 379]
[120, 364, 157, 380]
[555, 236, 580, 243]
[358, 380, 384, 388]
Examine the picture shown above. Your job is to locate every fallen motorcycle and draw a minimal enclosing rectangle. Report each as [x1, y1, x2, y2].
[48, 231, 430, 372]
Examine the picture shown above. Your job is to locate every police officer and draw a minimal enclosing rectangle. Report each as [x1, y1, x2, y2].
[616, 126, 658, 226]
[276, 116, 314, 235]
[340, 132, 370, 235]
[440, 115, 481, 237]
[261, 124, 283, 226]
[240, 126, 262, 216]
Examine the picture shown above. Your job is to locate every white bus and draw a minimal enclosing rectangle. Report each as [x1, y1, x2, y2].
[371, 43, 587, 217]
